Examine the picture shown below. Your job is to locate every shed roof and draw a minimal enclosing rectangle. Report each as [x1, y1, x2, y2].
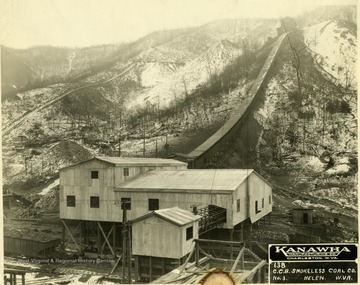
[60, 156, 187, 170]
[116, 169, 254, 192]
[131, 207, 201, 226]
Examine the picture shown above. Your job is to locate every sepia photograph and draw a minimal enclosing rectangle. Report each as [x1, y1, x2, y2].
[0, 0, 357, 284]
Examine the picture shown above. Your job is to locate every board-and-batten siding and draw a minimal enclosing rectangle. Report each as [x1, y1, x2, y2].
[60, 159, 272, 227]
[60, 161, 188, 222]
[247, 172, 272, 223]
[60, 160, 121, 221]
[132, 217, 182, 258]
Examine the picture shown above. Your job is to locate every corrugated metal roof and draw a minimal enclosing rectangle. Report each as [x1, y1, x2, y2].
[117, 169, 253, 191]
[132, 207, 201, 226]
[60, 156, 187, 170]
[156, 207, 201, 226]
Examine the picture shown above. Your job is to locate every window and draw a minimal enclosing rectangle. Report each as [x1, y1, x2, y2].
[236, 199, 240, 212]
[90, 196, 100, 208]
[186, 226, 193, 240]
[269, 195, 272, 205]
[123, 168, 129, 176]
[121, 198, 131, 210]
[255, 201, 261, 214]
[148, 199, 159, 211]
[91, 171, 99, 179]
[67, 195, 76, 207]
[262, 198, 264, 208]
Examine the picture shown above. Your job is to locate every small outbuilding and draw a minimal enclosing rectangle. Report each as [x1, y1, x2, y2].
[292, 208, 314, 224]
[132, 207, 201, 259]
[131, 207, 201, 281]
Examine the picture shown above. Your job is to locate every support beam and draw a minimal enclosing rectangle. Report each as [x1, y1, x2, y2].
[194, 239, 244, 246]
[127, 222, 132, 284]
[237, 260, 267, 283]
[230, 229, 234, 260]
[111, 255, 122, 274]
[61, 223, 65, 251]
[97, 222, 115, 256]
[61, 219, 81, 252]
[112, 223, 116, 253]
[134, 256, 139, 282]
[195, 242, 200, 266]
[230, 246, 245, 275]
[100, 227, 114, 254]
[178, 243, 195, 274]
[97, 222, 101, 255]
[79, 221, 83, 254]
[149, 256, 152, 281]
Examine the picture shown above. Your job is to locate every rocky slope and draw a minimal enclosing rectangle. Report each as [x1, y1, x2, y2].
[1, 7, 357, 240]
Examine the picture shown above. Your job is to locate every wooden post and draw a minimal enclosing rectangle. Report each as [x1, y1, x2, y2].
[97, 222, 101, 255]
[195, 241, 200, 266]
[149, 256, 152, 281]
[127, 222, 132, 283]
[134, 256, 139, 282]
[155, 139, 158, 158]
[230, 229, 234, 260]
[162, 258, 165, 275]
[257, 268, 261, 283]
[112, 223, 116, 256]
[240, 223, 244, 241]
[61, 222, 66, 251]
[261, 267, 266, 283]
[79, 221, 83, 254]
[269, 213, 272, 224]
[122, 204, 127, 283]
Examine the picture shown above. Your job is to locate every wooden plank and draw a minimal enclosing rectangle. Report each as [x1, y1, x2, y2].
[230, 247, 245, 275]
[178, 243, 195, 274]
[194, 239, 244, 246]
[111, 256, 122, 274]
[195, 242, 199, 266]
[237, 260, 267, 283]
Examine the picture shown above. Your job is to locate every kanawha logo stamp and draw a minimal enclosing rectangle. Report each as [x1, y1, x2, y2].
[269, 244, 358, 283]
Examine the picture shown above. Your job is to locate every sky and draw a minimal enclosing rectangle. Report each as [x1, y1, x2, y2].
[0, 0, 356, 49]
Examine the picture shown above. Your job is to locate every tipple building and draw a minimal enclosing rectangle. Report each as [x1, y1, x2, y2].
[59, 156, 272, 280]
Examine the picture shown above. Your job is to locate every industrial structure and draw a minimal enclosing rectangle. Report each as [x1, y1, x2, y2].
[59, 156, 272, 281]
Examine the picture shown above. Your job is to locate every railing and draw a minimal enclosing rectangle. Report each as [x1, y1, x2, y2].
[198, 205, 226, 234]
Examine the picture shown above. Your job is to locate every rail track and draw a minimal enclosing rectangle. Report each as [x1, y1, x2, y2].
[186, 33, 289, 168]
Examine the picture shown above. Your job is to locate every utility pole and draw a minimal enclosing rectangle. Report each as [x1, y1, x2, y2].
[143, 116, 146, 157]
[155, 139, 158, 158]
[122, 204, 127, 283]
[118, 137, 121, 157]
[121, 200, 131, 284]
[119, 112, 122, 157]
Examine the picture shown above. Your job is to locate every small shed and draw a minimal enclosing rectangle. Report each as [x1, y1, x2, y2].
[132, 207, 201, 259]
[132, 207, 201, 282]
[292, 208, 314, 224]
